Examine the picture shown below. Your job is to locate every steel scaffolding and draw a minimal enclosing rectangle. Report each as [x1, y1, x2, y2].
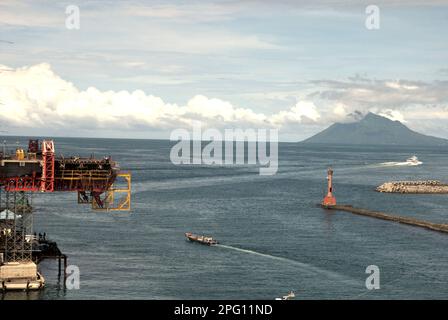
[0, 190, 33, 263]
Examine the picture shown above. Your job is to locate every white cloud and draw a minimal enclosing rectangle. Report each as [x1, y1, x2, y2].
[271, 101, 321, 125]
[1, 63, 448, 139]
[378, 109, 407, 123]
[311, 78, 448, 126]
[332, 103, 347, 117]
[385, 81, 418, 91]
[0, 63, 319, 133]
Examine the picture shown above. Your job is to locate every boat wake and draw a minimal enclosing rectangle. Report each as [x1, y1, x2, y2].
[379, 161, 422, 167]
[379, 155, 422, 167]
[218, 244, 302, 265]
[217, 244, 358, 286]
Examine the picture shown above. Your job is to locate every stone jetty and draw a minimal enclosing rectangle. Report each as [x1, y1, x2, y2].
[376, 180, 448, 194]
[324, 205, 448, 234]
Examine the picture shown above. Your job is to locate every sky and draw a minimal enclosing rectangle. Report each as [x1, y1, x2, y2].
[0, 0, 447, 141]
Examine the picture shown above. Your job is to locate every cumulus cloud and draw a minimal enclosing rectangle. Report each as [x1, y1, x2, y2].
[1, 63, 447, 139]
[0, 63, 319, 133]
[332, 103, 348, 117]
[308, 77, 448, 126]
[270, 101, 320, 125]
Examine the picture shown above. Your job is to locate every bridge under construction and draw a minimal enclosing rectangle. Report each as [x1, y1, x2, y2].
[0, 139, 131, 291]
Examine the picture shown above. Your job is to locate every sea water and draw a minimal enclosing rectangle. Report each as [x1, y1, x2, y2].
[2, 138, 447, 300]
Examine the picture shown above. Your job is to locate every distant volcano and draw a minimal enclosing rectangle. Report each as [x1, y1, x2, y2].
[301, 112, 448, 146]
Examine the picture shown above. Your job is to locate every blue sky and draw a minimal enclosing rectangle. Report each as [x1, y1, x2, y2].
[0, 0, 447, 140]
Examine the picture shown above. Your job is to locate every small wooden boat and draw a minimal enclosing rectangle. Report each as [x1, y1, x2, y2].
[185, 232, 218, 246]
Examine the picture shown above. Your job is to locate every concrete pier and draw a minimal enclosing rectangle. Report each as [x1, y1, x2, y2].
[324, 205, 448, 234]
[376, 180, 448, 193]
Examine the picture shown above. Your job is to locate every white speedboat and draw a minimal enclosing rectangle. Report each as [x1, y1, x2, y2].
[406, 156, 422, 166]
[275, 291, 295, 300]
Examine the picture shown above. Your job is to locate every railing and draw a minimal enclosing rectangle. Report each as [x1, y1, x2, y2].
[54, 169, 116, 192]
[0, 176, 40, 192]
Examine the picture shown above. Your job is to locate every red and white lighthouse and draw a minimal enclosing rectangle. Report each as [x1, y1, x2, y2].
[322, 168, 336, 206]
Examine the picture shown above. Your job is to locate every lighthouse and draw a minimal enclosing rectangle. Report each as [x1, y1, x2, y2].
[322, 168, 336, 206]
